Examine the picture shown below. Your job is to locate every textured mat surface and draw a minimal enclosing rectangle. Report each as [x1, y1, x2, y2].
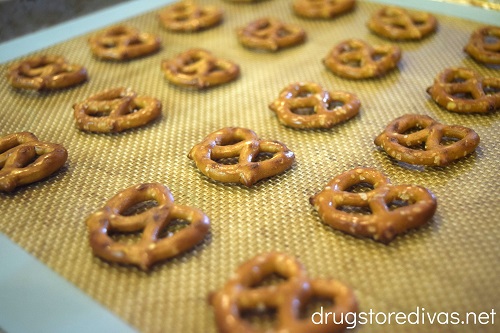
[0, 1, 499, 332]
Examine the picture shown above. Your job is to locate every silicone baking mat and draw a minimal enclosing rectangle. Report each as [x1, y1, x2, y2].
[1, 1, 499, 332]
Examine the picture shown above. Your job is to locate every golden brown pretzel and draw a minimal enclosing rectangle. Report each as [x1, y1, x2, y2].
[73, 87, 162, 133]
[188, 127, 295, 186]
[158, 1, 223, 32]
[310, 168, 437, 243]
[86, 183, 210, 270]
[323, 39, 401, 79]
[367, 6, 437, 40]
[6, 55, 87, 91]
[88, 25, 160, 60]
[464, 26, 500, 65]
[161, 48, 240, 89]
[374, 114, 480, 166]
[426, 67, 500, 113]
[210, 252, 358, 333]
[292, 0, 356, 19]
[0, 132, 68, 192]
[237, 17, 306, 52]
[268, 81, 360, 129]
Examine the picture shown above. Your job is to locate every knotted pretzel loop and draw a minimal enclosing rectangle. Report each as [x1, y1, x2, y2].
[292, 0, 356, 19]
[367, 6, 437, 40]
[158, 1, 223, 32]
[88, 25, 160, 60]
[237, 17, 306, 52]
[0, 132, 68, 192]
[374, 114, 480, 166]
[161, 48, 240, 89]
[464, 26, 500, 65]
[426, 67, 500, 113]
[323, 39, 401, 79]
[210, 252, 358, 333]
[269, 81, 360, 129]
[7, 55, 88, 91]
[86, 183, 210, 270]
[310, 168, 437, 243]
[73, 87, 162, 133]
[188, 127, 295, 187]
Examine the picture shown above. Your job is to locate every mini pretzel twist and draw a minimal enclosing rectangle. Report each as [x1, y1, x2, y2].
[237, 17, 307, 52]
[464, 26, 500, 65]
[323, 39, 401, 79]
[426, 67, 500, 113]
[188, 127, 295, 186]
[73, 87, 162, 133]
[7, 55, 87, 91]
[310, 168, 437, 243]
[210, 252, 358, 333]
[88, 25, 160, 60]
[158, 1, 223, 32]
[268, 82, 360, 129]
[161, 48, 240, 89]
[374, 114, 480, 166]
[292, 0, 356, 19]
[367, 6, 437, 40]
[86, 183, 210, 270]
[0, 132, 68, 192]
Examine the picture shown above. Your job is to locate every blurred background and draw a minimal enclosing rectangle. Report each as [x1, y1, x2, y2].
[0, 0, 131, 42]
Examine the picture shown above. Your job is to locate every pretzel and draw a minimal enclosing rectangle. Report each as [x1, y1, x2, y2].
[86, 183, 210, 270]
[268, 82, 360, 129]
[237, 17, 306, 52]
[323, 39, 401, 79]
[188, 127, 294, 186]
[73, 87, 161, 133]
[310, 168, 437, 243]
[426, 67, 500, 113]
[161, 48, 240, 89]
[0, 132, 68, 192]
[88, 25, 160, 61]
[210, 252, 358, 333]
[158, 1, 223, 32]
[292, 0, 356, 19]
[6, 55, 87, 91]
[374, 114, 480, 166]
[464, 26, 500, 65]
[367, 6, 437, 40]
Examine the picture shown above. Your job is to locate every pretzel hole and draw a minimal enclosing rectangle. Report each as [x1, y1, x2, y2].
[277, 28, 292, 38]
[251, 273, 288, 288]
[387, 199, 410, 211]
[337, 205, 372, 215]
[484, 85, 500, 95]
[214, 156, 240, 165]
[291, 106, 316, 115]
[299, 296, 335, 320]
[240, 306, 277, 331]
[296, 90, 313, 98]
[346, 182, 374, 193]
[372, 52, 386, 61]
[439, 136, 460, 146]
[158, 219, 191, 238]
[121, 200, 159, 216]
[484, 35, 499, 44]
[327, 100, 344, 110]
[451, 92, 474, 100]
[343, 58, 362, 68]
[254, 152, 275, 162]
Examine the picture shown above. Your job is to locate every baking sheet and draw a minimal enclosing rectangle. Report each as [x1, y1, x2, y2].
[1, 0, 499, 332]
